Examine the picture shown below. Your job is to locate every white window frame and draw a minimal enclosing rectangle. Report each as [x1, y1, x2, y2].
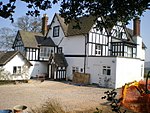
[40, 47, 53, 59]
[53, 26, 59, 37]
[72, 66, 79, 74]
[102, 66, 111, 75]
[124, 46, 134, 58]
[95, 44, 101, 55]
[13, 66, 21, 74]
[127, 47, 132, 57]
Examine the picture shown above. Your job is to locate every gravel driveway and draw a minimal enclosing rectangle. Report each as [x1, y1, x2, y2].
[0, 80, 112, 112]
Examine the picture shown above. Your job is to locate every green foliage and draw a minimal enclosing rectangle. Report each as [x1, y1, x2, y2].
[0, 0, 149, 29]
[102, 89, 126, 113]
[59, 0, 150, 30]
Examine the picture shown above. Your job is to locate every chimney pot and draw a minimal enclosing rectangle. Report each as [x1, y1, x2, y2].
[133, 17, 140, 36]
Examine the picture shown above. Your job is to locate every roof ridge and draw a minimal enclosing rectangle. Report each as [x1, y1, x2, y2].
[19, 30, 43, 35]
[55, 14, 96, 36]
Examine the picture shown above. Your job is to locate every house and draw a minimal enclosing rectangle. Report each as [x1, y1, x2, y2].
[12, 14, 68, 80]
[13, 14, 146, 88]
[0, 51, 32, 80]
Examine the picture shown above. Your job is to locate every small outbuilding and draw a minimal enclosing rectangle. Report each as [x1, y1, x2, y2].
[0, 51, 32, 80]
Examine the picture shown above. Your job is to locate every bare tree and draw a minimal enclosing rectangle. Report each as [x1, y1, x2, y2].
[0, 15, 42, 50]
[0, 27, 16, 50]
[13, 15, 42, 33]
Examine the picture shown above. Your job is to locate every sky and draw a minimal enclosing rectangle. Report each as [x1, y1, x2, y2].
[0, 1, 150, 62]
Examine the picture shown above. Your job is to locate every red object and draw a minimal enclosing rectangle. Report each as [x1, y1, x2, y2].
[121, 80, 150, 113]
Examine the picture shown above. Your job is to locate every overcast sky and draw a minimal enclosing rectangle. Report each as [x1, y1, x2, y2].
[0, 1, 150, 62]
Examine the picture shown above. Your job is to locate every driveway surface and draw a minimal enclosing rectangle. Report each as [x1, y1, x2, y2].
[0, 80, 112, 112]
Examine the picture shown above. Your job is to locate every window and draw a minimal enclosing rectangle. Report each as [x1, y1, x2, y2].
[58, 47, 62, 53]
[124, 46, 134, 58]
[133, 48, 136, 58]
[13, 66, 21, 74]
[40, 47, 53, 59]
[95, 44, 101, 55]
[53, 26, 59, 37]
[103, 66, 111, 75]
[127, 47, 132, 57]
[118, 32, 126, 39]
[72, 67, 79, 74]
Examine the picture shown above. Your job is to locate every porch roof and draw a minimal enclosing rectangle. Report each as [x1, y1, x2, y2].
[49, 53, 68, 67]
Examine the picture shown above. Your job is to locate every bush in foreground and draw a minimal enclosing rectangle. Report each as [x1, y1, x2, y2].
[30, 99, 65, 113]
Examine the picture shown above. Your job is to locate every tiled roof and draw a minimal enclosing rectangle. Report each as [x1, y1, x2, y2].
[18, 30, 43, 48]
[56, 14, 146, 48]
[54, 53, 68, 67]
[18, 30, 56, 48]
[126, 28, 146, 48]
[56, 14, 96, 36]
[0, 51, 18, 66]
[36, 36, 56, 46]
[0, 51, 32, 66]
[50, 53, 68, 67]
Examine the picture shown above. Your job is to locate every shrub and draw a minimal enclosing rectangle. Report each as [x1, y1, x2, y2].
[30, 99, 65, 113]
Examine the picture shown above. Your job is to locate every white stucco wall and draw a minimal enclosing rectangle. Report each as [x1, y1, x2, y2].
[86, 57, 116, 88]
[65, 56, 144, 89]
[60, 35, 85, 55]
[47, 15, 65, 46]
[47, 15, 86, 55]
[115, 57, 144, 88]
[133, 36, 144, 60]
[65, 56, 117, 88]
[29, 61, 48, 77]
[2, 54, 31, 80]
[66, 57, 85, 80]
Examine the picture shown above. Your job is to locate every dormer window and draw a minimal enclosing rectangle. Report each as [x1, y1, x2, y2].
[53, 26, 59, 37]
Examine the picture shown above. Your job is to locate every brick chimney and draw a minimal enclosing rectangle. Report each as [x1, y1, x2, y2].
[133, 17, 144, 60]
[42, 14, 48, 36]
[133, 17, 140, 36]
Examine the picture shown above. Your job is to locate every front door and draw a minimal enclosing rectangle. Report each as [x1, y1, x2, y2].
[51, 64, 56, 79]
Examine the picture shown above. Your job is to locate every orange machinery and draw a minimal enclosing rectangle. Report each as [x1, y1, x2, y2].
[121, 71, 150, 113]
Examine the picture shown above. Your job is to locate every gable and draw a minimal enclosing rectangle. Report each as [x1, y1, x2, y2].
[0, 51, 18, 66]
[12, 32, 24, 49]
[13, 30, 56, 49]
[110, 24, 136, 44]
[0, 51, 32, 66]
[48, 14, 96, 37]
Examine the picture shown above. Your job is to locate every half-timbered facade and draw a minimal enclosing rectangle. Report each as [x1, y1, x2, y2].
[12, 15, 68, 80]
[46, 14, 146, 88]
[12, 13, 146, 88]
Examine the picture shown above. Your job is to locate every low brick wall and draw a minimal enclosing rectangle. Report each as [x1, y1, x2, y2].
[73, 72, 90, 85]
